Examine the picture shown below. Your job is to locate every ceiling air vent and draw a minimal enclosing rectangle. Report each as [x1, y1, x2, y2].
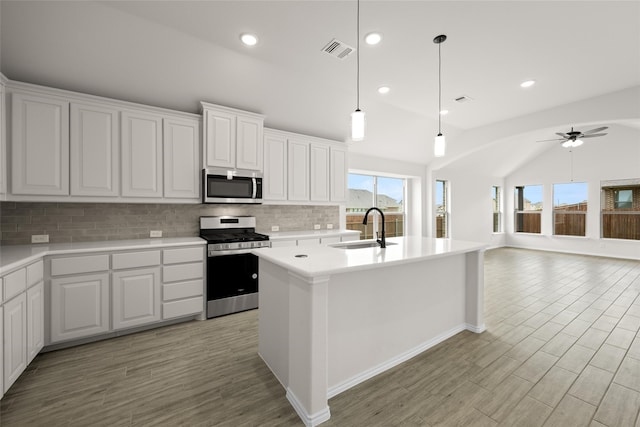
[454, 95, 473, 103]
[321, 38, 355, 60]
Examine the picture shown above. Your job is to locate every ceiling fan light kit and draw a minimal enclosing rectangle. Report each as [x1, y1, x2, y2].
[434, 34, 447, 157]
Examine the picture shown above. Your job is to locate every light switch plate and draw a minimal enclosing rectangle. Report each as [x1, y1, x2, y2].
[326, 224, 334, 229]
[314, 224, 321, 230]
[271, 225, 280, 232]
[150, 230, 162, 238]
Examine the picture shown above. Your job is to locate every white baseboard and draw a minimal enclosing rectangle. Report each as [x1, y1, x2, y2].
[327, 323, 467, 398]
[286, 388, 331, 427]
[466, 323, 486, 333]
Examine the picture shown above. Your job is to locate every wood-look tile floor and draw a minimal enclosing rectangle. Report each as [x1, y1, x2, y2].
[2, 248, 640, 426]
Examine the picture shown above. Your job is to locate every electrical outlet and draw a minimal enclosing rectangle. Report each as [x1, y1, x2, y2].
[150, 230, 162, 238]
[31, 234, 49, 243]
[271, 225, 280, 232]
[326, 224, 334, 229]
[314, 224, 321, 230]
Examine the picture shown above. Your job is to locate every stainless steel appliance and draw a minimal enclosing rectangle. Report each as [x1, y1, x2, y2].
[202, 168, 263, 204]
[200, 216, 270, 318]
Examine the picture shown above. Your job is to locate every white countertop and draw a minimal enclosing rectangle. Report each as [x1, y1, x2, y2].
[252, 236, 486, 277]
[265, 229, 360, 241]
[0, 237, 206, 275]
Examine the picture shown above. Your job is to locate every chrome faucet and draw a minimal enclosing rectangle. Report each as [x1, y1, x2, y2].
[362, 207, 386, 248]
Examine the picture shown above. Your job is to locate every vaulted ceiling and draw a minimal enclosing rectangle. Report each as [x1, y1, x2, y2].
[1, 1, 639, 169]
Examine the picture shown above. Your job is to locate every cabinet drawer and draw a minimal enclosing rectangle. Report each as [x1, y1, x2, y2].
[163, 262, 203, 283]
[112, 250, 160, 270]
[26, 260, 44, 287]
[4, 268, 26, 301]
[51, 254, 109, 276]
[162, 296, 203, 320]
[163, 247, 203, 264]
[162, 280, 203, 302]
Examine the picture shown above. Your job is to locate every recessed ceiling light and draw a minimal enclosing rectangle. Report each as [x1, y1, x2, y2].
[365, 33, 382, 45]
[520, 80, 535, 88]
[440, 109, 449, 115]
[240, 33, 258, 46]
[378, 86, 390, 94]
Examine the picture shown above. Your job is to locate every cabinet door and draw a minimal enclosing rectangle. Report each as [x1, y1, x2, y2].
[112, 267, 161, 330]
[0, 83, 5, 196]
[310, 144, 330, 202]
[121, 110, 163, 198]
[330, 146, 348, 202]
[203, 109, 235, 169]
[70, 102, 119, 196]
[4, 293, 27, 393]
[26, 281, 44, 363]
[50, 273, 110, 343]
[11, 92, 69, 195]
[236, 115, 263, 171]
[163, 117, 200, 199]
[0, 305, 3, 399]
[263, 132, 287, 200]
[287, 139, 309, 201]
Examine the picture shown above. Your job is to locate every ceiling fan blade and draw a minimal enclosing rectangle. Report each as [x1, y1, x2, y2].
[537, 138, 565, 142]
[583, 126, 608, 135]
[581, 133, 607, 139]
[555, 132, 569, 138]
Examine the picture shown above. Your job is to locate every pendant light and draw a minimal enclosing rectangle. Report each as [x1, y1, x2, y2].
[351, 0, 365, 141]
[433, 34, 447, 157]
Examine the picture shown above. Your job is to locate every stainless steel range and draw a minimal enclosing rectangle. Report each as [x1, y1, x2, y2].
[200, 216, 270, 318]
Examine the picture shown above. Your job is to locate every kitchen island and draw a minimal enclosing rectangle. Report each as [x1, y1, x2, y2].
[253, 236, 486, 426]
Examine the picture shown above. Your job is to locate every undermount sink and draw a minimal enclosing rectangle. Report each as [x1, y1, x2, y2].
[331, 241, 398, 250]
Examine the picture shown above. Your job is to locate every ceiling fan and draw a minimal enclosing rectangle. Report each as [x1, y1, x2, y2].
[539, 126, 608, 148]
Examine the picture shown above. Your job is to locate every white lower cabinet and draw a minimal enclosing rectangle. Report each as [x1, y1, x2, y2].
[3, 293, 27, 393]
[26, 281, 44, 363]
[50, 273, 110, 343]
[112, 267, 161, 330]
[161, 247, 204, 320]
[0, 305, 3, 399]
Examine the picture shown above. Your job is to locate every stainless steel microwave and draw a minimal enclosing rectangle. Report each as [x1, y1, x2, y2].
[202, 168, 263, 204]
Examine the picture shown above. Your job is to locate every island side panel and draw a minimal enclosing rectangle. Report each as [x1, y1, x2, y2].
[258, 260, 291, 387]
[465, 249, 486, 332]
[326, 253, 467, 395]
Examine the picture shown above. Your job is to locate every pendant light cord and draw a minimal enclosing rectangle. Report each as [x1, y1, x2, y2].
[438, 40, 442, 134]
[356, 0, 360, 111]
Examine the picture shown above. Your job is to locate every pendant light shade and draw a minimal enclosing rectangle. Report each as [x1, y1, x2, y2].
[351, 109, 365, 141]
[351, 0, 365, 141]
[433, 34, 447, 157]
[434, 133, 446, 157]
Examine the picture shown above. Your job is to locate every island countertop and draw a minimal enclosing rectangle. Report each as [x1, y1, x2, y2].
[252, 236, 486, 277]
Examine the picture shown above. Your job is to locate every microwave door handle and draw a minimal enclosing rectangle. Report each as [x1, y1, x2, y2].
[252, 177, 257, 198]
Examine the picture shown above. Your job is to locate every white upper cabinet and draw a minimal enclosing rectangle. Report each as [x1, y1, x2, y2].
[70, 102, 119, 197]
[11, 92, 69, 195]
[288, 138, 310, 201]
[163, 116, 200, 199]
[201, 102, 264, 171]
[310, 144, 330, 202]
[263, 130, 287, 201]
[236, 115, 263, 171]
[121, 110, 163, 198]
[330, 146, 347, 202]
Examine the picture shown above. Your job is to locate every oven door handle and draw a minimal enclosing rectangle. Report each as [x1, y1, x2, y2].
[208, 248, 261, 257]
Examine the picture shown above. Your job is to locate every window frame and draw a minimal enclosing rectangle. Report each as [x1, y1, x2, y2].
[552, 182, 588, 237]
[514, 185, 543, 234]
[601, 179, 640, 241]
[435, 179, 449, 238]
[492, 186, 502, 233]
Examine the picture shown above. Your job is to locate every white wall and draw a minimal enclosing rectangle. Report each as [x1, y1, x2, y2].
[348, 152, 427, 237]
[505, 125, 640, 260]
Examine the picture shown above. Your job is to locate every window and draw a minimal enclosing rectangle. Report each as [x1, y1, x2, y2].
[346, 173, 405, 240]
[553, 182, 587, 236]
[514, 185, 542, 233]
[435, 180, 448, 238]
[492, 186, 502, 233]
[601, 179, 640, 240]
